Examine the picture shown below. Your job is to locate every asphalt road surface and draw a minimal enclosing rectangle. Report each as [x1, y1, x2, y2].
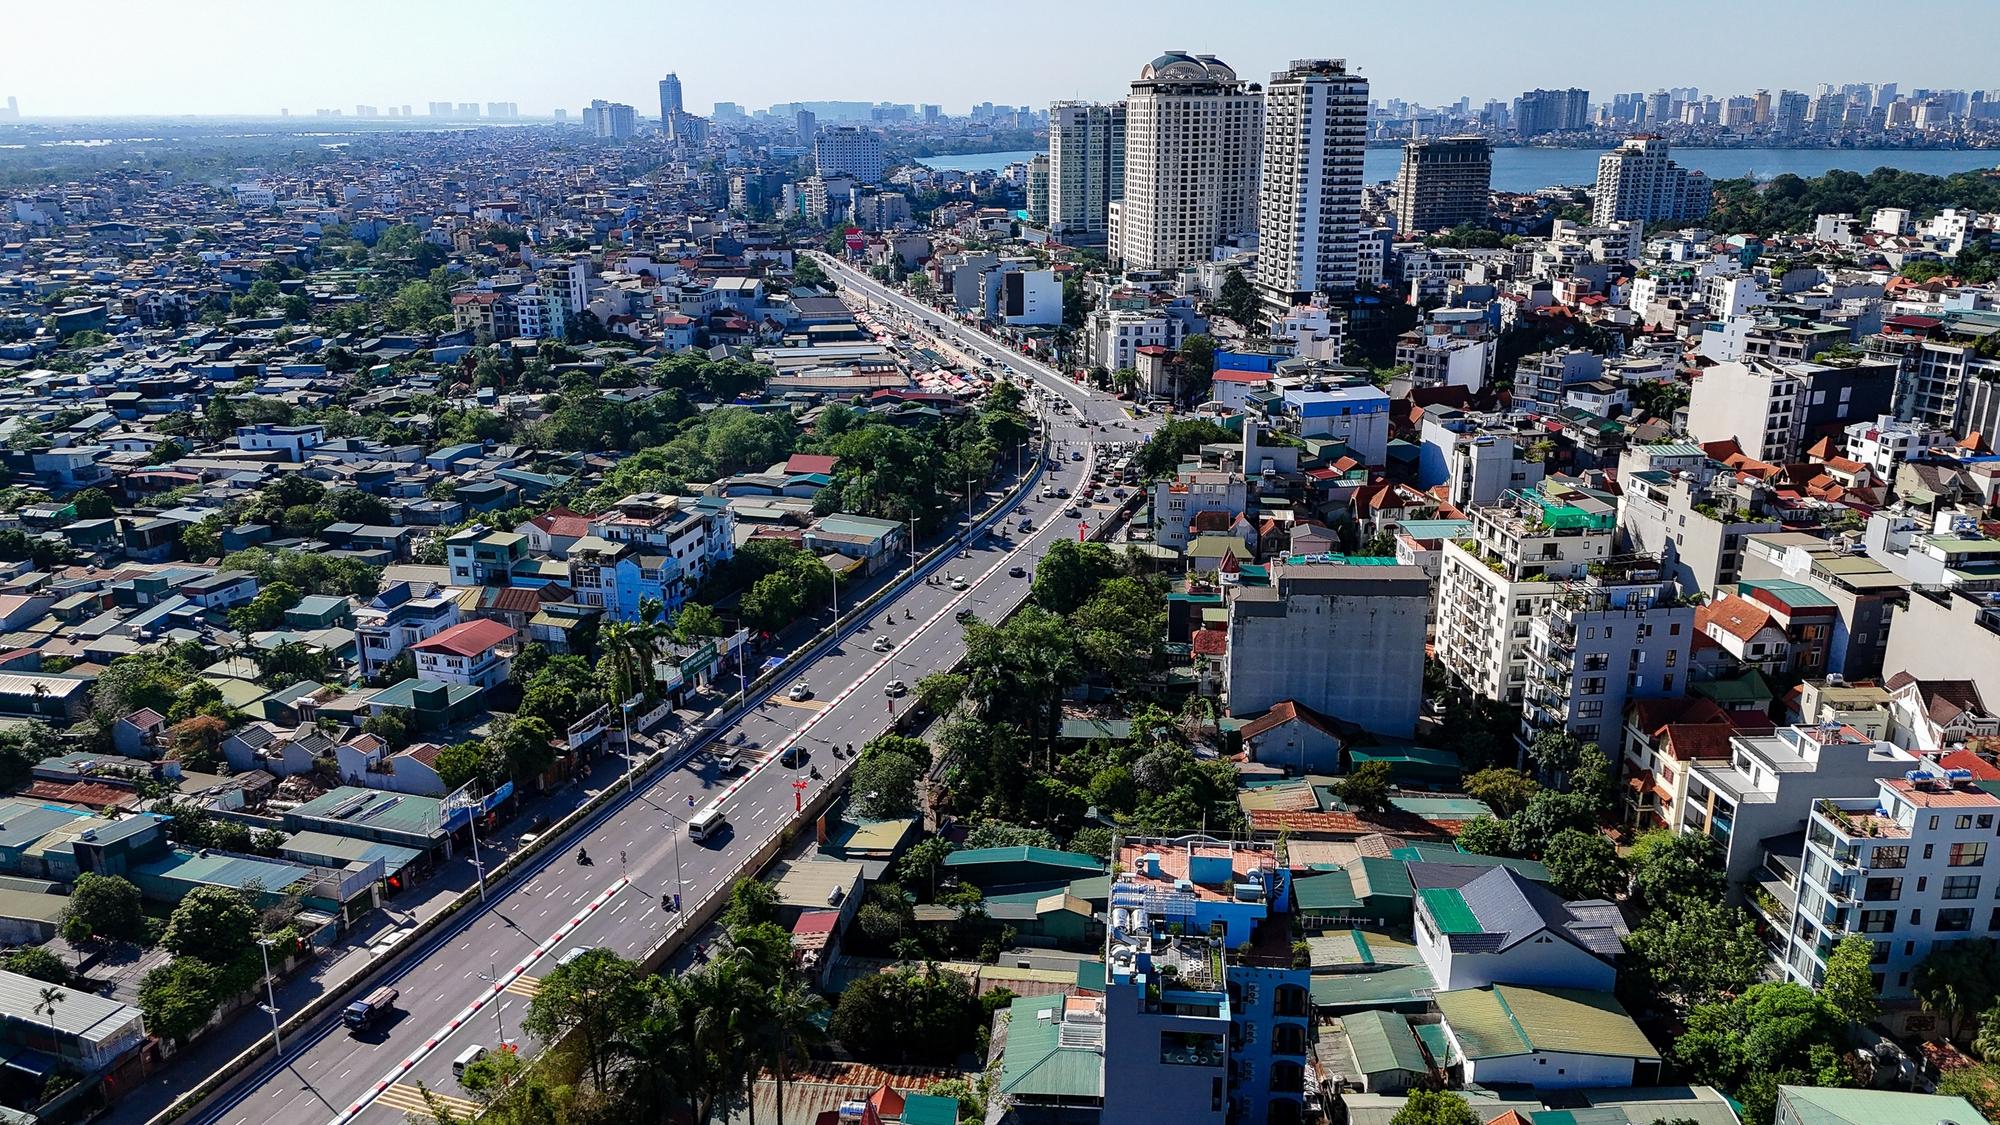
[188, 256, 1157, 1125]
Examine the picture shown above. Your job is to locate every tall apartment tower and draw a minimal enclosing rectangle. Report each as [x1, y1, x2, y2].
[1255, 58, 1369, 305]
[1046, 100, 1126, 243]
[584, 100, 637, 141]
[1593, 135, 1712, 225]
[1109, 52, 1263, 273]
[1025, 154, 1051, 226]
[815, 125, 885, 182]
[795, 109, 817, 146]
[1393, 134, 1491, 234]
[1515, 87, 1590, 135]
[658, 74, 683, 125]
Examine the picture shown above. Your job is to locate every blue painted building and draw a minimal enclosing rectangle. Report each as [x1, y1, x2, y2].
[1094, 835, 1310, 1125]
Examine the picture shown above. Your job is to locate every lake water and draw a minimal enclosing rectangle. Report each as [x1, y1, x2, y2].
[920, 146, 2000, 191]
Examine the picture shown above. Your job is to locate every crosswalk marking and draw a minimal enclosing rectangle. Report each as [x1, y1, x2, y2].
[374, 1083, 480, 1119]
[504, 974, 542, 998]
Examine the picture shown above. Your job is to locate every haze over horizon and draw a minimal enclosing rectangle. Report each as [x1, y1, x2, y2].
[9, 0, 1998, 119]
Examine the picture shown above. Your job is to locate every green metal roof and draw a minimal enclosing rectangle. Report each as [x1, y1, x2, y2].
[900, 1093, 961, 1125]
[1309, 964, 1438, 1009]
[1418, 887, 1481, 934]
[1737, 577, 1838, 609]
[1352, 856, 1415, 900]
[1339, 1009, 1429, 1076]
[1293, 870, 1362, 911]
[1775, 1085, 1992, 1125]
[996, 994, 1102, 1100]
[943, 847, 1106, 874]
[1435, 986, 1658, 1062]
[1414, 1021, 1454, 1066]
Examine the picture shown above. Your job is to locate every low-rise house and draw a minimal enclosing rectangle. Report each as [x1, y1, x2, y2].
[1409, 864, 1625, 992]
[1432, 984, 1662, 1089]
[409, 618, 515, 689]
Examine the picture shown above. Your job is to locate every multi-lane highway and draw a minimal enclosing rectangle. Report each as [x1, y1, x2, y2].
[178, 254, 1154, 1125]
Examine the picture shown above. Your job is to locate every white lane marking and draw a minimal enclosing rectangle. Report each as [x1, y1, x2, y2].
[327, 877, 630, 1125]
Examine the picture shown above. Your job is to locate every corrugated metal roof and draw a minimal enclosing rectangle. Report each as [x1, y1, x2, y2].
[1774, 1085, 1991, 1125]
[996, 993, 1102, 1100]
[1437, 985, 1658, 1062]
[1308, 964, 1437, 1009]
[1418, 887, 1480, 933]
[1338, 1009, 1429, 1077]
[0, 968, 144, 1044]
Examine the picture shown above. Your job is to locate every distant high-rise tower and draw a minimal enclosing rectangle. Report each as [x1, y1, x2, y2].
[1394, 135, 1491, 234]
[1514, 87, 1590, 135]
[659, 74, 684, 136]
[1026, 154, 1051, 226]
[1110, 51, 1262, 273]
[1256, 58, 1370, 304]
[1, 96, 17, 120]
[795, 109, 818, 146]
[1046, 100, 1125, 243]
[815, 125, 885, 181]
[584, 100, 637, 140]
[1593, 136, 1711, 225]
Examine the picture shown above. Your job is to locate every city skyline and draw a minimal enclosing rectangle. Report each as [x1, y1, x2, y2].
[8, 0, 1999, 119]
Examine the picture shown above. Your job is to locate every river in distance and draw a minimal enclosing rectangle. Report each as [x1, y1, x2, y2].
[919, 147, 2000, 192]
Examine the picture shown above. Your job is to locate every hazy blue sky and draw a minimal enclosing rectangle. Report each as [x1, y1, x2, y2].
[11, 0, 1997, 118]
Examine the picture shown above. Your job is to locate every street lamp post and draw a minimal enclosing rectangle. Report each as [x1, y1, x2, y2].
[476, 964, 508, 1046]
[466, 800, 487, 903]
[257, 938, 281, 1054]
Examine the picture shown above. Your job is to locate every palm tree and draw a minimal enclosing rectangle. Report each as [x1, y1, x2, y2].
[609, 977, 695, 1121]
[765, 975, 829, 1125]
[33, 986, 64, 1050]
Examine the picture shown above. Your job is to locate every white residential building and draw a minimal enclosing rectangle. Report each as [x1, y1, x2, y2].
[1777, 764, 1998, 1002]
[1435, 486, 1618, 705]
[1521, 562, 1696, 757]
[1592, 136, 1711, 226]
[1047, 101, 1126, 242]
[814, 126, 885, 183]
[1109, 52, 1263, 272]
[1254, 59, 1368, 305]
[1844, 414, 1951, 479]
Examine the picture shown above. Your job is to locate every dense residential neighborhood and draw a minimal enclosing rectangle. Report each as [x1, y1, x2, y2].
[4, 13, 2000, 1125]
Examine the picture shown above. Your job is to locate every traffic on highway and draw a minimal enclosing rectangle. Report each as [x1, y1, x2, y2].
[178, 254, 1156, 1125]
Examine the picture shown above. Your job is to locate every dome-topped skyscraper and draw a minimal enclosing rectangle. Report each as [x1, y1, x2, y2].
[1110, 52, 1263, 273]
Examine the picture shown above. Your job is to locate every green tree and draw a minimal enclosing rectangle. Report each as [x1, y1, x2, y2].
[1542, 829, 1626, 900]
[1453, 814, 1515, 857]
[671, 602, 724, 643]
[2, 947, 69, 985]
[1029, 539, 1118, 615]
[69, 487, 115, 520]
[1390, 1089, 1478, 1125]
[1822, 933, 1880, 1026]
[1133, 418, 1235, 481]
[1674, 982, 1846, 1090]
[1628, 829, 1727, 911]
[161, 886, 259, 964]
[719, 877, 779, 931]
[1337, 760, 1394, 813]
[1976, 1003, 2000, 1063]
[1463, 767, 1541, 817]
[1216, 268, 1259, 325]
[897, 837, 955, 901]
[138, 958, 222, 1042]
[60, 873, 146, 944]
[521, 948, 642, 1090]
[851, 736, 929, 819]
[828, 964, 982, 1064]
[1623, 898, 1767, 1013]
[1916, 937, 2000, 1040]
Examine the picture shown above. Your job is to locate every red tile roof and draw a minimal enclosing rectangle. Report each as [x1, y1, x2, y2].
[786, 453, 840, 476]
[1941, 750, 2000, 781]
[410, 618, 516, 658]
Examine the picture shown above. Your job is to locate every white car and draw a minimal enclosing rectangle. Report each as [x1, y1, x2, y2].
[872, 636, 895, 652]
[950, 575, 969, 591]
[884, 680, 908, 698]
[787, 683, 813, 701]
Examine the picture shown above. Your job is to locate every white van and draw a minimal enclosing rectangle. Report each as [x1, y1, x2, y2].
[688, 807, 727, 843]
[453, 1045, 487, 1079]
